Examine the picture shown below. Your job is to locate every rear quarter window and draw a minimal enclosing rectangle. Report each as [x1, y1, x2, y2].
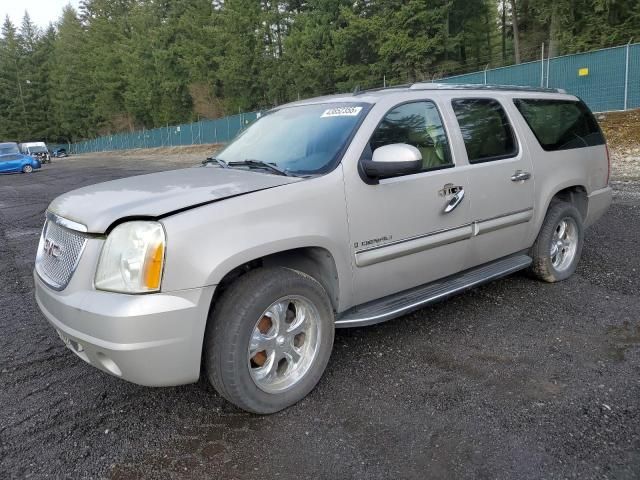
[513, 99, 605, 151]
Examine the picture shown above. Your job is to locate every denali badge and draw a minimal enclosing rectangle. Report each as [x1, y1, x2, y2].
[43, 238, 62, 258]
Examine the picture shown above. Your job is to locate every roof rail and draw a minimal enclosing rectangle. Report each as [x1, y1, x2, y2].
[352, 83, 413, 96]
[409, 82, 566, 94]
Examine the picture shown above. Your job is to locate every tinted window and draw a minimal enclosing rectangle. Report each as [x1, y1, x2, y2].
[451, 98, 517, 163]
[513, 99, 604, 151]
[368, 101, 452, 171]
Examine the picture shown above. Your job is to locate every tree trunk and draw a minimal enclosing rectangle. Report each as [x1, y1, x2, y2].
[510, 0, 521, 64]
[486, 8, 492, 64]
[444, 8, 450, 61]
[548, 7, 560, 58]
[502, 0, 507, 62]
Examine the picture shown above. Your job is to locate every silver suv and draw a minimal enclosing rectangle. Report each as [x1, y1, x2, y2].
[34, 84, 612, 413]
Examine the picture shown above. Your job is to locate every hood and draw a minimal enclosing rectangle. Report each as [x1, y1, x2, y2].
[49, 166, 302, 233]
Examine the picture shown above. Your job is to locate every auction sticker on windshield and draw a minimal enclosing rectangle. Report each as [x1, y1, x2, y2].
[321, 106, 363, 118]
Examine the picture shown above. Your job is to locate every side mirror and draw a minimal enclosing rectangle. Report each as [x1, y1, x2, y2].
[361, 143, 422, 179]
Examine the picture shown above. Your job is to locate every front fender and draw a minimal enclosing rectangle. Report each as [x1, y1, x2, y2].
[159, 168, 355, 311]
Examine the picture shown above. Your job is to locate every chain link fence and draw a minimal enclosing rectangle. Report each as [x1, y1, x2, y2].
[55, 112, 260, 154]
[440, 42, 639, 113]
[55, 42, 639, 155]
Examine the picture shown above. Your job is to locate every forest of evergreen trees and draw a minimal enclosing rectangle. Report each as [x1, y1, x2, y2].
[0, 0, 638, 143]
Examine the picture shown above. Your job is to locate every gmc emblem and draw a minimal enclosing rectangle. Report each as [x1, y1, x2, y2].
[43, 238, 62, 259]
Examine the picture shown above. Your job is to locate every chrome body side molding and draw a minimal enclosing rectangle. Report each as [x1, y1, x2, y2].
[355, 224, 473, 267]
[353, 208, 533, 268]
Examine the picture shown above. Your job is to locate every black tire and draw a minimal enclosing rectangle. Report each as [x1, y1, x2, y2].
[204, 267, 335, 414]
[529, 200, 584, 282]
[22, 165, 33, 173]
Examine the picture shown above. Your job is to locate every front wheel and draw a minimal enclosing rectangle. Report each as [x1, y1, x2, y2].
[529, 200, 584, 282]
[204, 267, 335, 414]
[22, 164, 33, 173]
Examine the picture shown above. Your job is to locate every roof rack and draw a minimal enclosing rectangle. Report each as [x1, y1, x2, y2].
[351, 82, 566, 96]
[409, 82, 566, 94]
[352, 83, 413, 95]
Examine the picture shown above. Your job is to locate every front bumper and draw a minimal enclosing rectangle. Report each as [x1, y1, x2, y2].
[585, 186, 613, 227]
[34, 272, 215, 386]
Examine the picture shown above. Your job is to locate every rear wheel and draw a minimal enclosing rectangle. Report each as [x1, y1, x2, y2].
[204, 267, 335, 414]
[529, 200, 584, 282]
[22, 164, 33, 173]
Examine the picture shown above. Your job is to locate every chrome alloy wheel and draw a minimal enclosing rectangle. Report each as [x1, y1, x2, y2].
[248, 296, 321, 393]
[550, 216, 579, 272]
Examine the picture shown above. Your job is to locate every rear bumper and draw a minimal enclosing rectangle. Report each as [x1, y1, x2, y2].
[34, 272, 215, 386]
[585, 186, 613, 227]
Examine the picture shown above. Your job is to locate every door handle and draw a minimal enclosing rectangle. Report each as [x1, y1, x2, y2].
[443, 187, 465, 213]
[511, 170, 531, 182]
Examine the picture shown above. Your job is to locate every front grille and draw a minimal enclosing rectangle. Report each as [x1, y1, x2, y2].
[36, 219, 88, 290]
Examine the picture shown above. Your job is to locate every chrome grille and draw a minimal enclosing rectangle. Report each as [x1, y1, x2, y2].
[36, 219, 88, 290]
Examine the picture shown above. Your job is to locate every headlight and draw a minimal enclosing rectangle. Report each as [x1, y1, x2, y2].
[95, 221, 166, 293]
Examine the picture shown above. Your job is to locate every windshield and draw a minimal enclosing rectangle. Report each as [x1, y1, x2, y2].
[29, 146, 47, 153]
[0, 144, 20, 156]
[217, 103, 368, 175]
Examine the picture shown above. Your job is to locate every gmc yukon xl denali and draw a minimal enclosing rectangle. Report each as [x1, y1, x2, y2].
[34, 84, 612, 413]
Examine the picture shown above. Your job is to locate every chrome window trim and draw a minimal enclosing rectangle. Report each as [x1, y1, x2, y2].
[46, 211, 88, 233]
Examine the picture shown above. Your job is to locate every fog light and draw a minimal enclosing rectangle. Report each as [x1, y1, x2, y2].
[96, 352, 122, 377]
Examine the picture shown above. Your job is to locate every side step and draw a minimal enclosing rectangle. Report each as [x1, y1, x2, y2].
[335, 254, 532, 328]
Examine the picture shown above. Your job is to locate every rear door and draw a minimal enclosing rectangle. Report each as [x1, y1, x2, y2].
[448, 96, 535, 266]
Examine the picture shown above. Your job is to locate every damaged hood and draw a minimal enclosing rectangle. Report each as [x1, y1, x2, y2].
[49, 166, 302, 233]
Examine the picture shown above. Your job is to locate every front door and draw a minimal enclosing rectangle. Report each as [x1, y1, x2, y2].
[343, 99, 472, 306]
[0, 155, 24, 173]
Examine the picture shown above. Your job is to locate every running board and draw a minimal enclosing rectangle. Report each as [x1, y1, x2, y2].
[335, 254, 532, 328]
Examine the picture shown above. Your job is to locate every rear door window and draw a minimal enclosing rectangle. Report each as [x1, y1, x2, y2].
[513, 99, 605, 151]
[451, 98, 517, 163]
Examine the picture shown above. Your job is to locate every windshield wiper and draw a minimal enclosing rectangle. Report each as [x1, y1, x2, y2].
[228, 159, 291, 176]
[202, 156, 228, 168]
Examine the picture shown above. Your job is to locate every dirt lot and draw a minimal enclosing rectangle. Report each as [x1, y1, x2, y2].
[1, 142, 639, 479]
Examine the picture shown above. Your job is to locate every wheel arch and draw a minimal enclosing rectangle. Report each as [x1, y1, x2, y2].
[550, 185, 588, 220]
[209, 246, 342, 315]
[528, 182, 588, 248]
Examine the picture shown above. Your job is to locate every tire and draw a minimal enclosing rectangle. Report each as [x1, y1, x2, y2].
[529, 200, 584, 282]
[204, 267, 335, 414]
[22, 165, 33, 173]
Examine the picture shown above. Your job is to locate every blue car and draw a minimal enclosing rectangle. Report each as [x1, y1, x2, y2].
[0, 142, 41, 174]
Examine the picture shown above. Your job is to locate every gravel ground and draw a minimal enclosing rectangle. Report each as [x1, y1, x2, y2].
[0, 150, 639, 479]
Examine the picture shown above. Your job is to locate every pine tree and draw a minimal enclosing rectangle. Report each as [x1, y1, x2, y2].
[49, 6, 95, 142]
[0, 16, 27, 139]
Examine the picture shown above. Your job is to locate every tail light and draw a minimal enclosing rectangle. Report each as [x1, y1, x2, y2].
[605, 143, 611, 185]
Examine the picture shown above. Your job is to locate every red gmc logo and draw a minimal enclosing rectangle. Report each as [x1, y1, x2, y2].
[43, 238, 62, 258]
